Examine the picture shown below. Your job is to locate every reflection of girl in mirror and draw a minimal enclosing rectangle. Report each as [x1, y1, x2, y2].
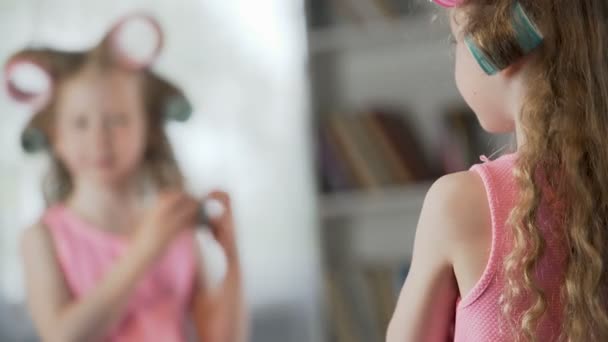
[8, 13, 245, 342]
[389, 0, 608, 341]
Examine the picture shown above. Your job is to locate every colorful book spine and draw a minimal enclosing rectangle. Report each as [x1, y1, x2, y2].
[324, 263, 411, 342]
[319, 125, 356, 192]
[319, 110, 434, 193]
[346, 115, 393, 187]
[364, 113, 413, 185]
[328, 115, 378, 189]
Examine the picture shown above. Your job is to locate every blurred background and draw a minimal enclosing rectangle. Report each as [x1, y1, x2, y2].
[0, 0, 511, 341]
[308, 1, 511, 341]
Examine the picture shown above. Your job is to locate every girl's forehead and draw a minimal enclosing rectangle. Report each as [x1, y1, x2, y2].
[59, 69, 141, 101]
[71, 67, 140, 87]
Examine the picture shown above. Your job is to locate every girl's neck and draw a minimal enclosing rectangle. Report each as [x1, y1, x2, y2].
[66, 177, 144, 234]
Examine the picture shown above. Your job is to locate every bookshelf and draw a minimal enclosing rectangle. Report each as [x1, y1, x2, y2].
[321, 183, 429, 268]
[306, 1, 465, 341]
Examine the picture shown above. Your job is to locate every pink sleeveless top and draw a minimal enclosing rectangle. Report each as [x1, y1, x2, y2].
[42, 204, 197, 342]
[454, 153, 566, 341]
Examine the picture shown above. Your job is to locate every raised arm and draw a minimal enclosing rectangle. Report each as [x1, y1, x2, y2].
[22, 192, 200, 342]
[192, 191, 247, 342]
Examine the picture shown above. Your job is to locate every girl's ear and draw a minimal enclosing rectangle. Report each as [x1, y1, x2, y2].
[105, 12, 164, 71]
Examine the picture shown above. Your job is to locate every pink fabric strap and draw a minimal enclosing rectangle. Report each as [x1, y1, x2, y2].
[432, 0, 463, 8]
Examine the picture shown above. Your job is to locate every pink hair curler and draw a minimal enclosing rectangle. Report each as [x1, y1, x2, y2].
[107, 12, 164, 70]
[4, 58, 53, 111]
[432, 0, 463, 8]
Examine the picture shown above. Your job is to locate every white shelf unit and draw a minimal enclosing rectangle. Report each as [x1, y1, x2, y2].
[307, 11, 461, 160]
[320, 182, 431, 266]
[308, 8, 450, 342]
[320, 181, 430, 220]
[309, 13, 449, 55]
[308, 11, 453, 267]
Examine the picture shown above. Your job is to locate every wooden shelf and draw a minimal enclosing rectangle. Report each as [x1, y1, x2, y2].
[319, 181, 432, 221]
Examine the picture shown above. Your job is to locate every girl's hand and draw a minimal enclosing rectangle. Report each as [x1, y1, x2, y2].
[194, 191, 247, 342]
[204, 191, 239, 264]
[134, 190, 200, 260]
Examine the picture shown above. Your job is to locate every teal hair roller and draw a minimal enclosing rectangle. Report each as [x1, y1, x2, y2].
[465, 2, 544, 76]
[21, 126, 48, 153]
[164, 95, 193, 122]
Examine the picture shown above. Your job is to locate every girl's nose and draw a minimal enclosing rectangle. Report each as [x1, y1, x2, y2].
[90, 118, 112, 151]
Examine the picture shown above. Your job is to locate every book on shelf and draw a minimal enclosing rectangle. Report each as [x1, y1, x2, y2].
[363, 113, 413, 185]
[325, 269, 379, 342]
[374, 0, 428, 18]
[318, 109, 434, 194]
[347, 114, 395, 186]
[307, 0, 428, 30]
[307, 0, 333, 29]
[332, 0, 366, 25]
[325, 272, 360, 342]
[319, 124, 358, 192]
[372, 110, 433, 181]
[324, 263, 410, 342]
[345, 0, 385, 22]
[327, 114, 379, 189]
[363, 265, 398, 335]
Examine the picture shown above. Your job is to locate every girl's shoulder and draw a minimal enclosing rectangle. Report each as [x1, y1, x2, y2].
[426, 153, 517, 257]
[420, 170, 493, 299]
[21, 222, 52, 254]
[422, 170, 490, 247]
[20, 221, 59, 278]
[20, 204, 70, 267]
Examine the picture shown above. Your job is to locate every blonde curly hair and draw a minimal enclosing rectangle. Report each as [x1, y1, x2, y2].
[458, 0, 608, 340]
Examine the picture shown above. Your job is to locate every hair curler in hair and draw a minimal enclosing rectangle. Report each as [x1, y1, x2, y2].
[432, 1, 543, 75]
[4, 57, 53, 110]
[198, 198, 226, 226]
[164, 94, 193, 122]
[4, 12, 193, 154]
[106, 12, 164, 71]
[146, 75, 194, 122]
[432, 0, 463, 7]
[21, 126, 48, 153]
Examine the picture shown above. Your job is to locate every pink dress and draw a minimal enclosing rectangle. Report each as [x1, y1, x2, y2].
[42, 204, 197, 342]
[453, 153, 566, 341]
